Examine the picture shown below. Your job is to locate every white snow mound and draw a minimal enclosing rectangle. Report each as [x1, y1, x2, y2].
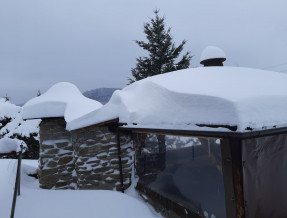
[200, 46, 226, 62]
[0, 98, 20, 119]
[0, 138, 27, 153]
[22, 82, 103, 122]
[67, 67, 287, 132]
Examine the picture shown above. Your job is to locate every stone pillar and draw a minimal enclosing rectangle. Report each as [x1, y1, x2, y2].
[71, 125, 133, 190]
[38, 118, 76, 189]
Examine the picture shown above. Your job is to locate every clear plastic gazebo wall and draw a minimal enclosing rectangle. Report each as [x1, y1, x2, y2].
[134, 133, 227, 218]
[242, 133, 287, 218]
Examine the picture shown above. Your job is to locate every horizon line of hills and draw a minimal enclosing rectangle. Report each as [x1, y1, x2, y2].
[82, 88, 120, 105]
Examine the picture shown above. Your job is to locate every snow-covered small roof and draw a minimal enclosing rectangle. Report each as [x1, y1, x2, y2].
[200, 46, 226, 63]
[67, 67, 287, 132]
[22, 82, 103, 122]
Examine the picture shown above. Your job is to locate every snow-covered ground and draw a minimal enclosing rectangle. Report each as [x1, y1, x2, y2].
[0, 159, 160, 218]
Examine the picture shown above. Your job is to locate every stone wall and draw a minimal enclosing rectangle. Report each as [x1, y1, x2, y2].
[71, 126, 133, 191]
[38, 118, 133, 191]
[39, 118, 76, 189]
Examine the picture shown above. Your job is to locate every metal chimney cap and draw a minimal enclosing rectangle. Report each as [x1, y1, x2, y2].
[200, 46, 226, 66]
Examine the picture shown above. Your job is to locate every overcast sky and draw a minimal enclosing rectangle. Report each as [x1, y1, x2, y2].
[1, 0, 287, 104]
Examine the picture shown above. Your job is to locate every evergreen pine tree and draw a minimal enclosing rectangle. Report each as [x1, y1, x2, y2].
[4, 93, 10, 102]
[129, 9, 192, 83]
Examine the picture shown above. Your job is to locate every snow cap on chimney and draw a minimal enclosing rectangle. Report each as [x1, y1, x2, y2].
[200, 46, 226, 67]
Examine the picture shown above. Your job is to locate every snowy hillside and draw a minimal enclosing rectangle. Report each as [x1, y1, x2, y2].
[0, 98, 40, 159]
[83, 88, 120, 104]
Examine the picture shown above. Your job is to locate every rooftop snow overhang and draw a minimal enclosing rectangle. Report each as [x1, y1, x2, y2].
[66, 67, 287, 132]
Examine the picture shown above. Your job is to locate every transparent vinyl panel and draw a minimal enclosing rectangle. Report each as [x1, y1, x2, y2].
[135, 134, 226, 218]
[242, 134, 287, 218]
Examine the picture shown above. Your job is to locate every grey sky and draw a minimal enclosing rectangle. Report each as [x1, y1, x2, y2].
[1, 0, 287, 104]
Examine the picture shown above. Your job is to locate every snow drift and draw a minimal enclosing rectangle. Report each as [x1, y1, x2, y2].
[0, 159, 159, 218]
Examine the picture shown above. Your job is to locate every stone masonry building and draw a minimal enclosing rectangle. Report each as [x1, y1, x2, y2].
[39, 117, 133, 190]
[22, 82, 133, 191]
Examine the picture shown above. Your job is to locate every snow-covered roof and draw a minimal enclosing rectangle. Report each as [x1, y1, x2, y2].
[200, 46, 226, 63]
[67, 67, 287, 132]
[22, 82, 103, 122]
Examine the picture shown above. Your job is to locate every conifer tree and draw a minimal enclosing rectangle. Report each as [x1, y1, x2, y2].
[4, 94, 10, 102]
[129, 9, 192, 83]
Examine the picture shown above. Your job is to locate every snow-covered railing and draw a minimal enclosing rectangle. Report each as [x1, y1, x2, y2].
[0, 138, 27, 158]
[0, 139, 27, 218]
[10, 143, 25, 218]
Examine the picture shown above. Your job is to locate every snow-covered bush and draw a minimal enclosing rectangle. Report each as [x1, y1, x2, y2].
[0, 98, 40, 159]
[0, 138, 27, 153]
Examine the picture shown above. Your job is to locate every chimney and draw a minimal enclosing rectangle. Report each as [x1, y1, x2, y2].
[200, 46, 226, 67]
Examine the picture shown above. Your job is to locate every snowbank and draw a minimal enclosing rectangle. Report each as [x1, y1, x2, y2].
[22, 82, 103, 122]
[0, 159, 159, 218]
[67, 67, 287, 132]
[0, 138, 27, 153]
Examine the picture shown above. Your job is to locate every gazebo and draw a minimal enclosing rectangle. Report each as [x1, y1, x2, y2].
[68, 66, 287, 218]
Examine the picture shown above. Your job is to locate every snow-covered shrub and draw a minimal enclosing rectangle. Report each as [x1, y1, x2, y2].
[0, 138, 27, 153]
[0, 98, 40, 159]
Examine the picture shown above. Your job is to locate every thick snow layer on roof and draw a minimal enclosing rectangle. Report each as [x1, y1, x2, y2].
[67, 67, 287, 132]
[22, 82, 103, 122]
[200, 46, 226, 62]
